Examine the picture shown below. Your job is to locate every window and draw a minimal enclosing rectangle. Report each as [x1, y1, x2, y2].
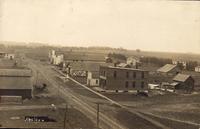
[141, 72, 144, 79]
[132, 81, 135, 88]
[126, 71, 129, 78]
[113, 71, 117, 78]
[96, 80, 99, 84]
[133, 72, 136, 78]
[103, 71, 106, 76]
[141, 81, 144, 89]
[125, 81, 129, 88]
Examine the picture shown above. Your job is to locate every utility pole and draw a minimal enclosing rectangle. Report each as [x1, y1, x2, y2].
[35, 70, 39, 86]
[63, 103, 68, 129]
[96, 103, 100, 128]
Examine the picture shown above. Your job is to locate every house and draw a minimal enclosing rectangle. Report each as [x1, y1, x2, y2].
[0, 52, 6, 58]
[99, 66, 149, 92]
[0, 68, 33, 99]
[126, 57, 140, 66]
[195, 66, 200, 72]
[5, 53, 15, 60]
[172, 60, 187, 69]
[157, 64, 180, 76]
[49, 50, 64, 65]
[172, 74, 194, 93]
[0, 52, 15, 60]
[87, 71, 99, 86]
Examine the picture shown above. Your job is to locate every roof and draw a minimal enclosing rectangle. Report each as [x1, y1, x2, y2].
[157, 64, 177, 73]
[0, 77, 32, 89]
[173, 74, 191, 82]
[101, 66, 148, 72]
[170, 82, 180, 86]
[117, 63, 131, 68]
[0, 69, 32, 77]
[70, 62, 114, 72]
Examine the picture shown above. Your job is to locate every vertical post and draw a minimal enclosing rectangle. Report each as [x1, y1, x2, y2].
[63, 103, 68, 129]
[35, 70, 39, 86]
[97, 103, 100, 128]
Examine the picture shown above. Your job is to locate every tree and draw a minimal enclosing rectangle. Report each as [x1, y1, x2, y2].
[186, 61, 198, 71]
[107, 53, 127, 61]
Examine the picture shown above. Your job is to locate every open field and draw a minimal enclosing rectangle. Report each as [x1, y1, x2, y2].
[103, 90, 200, 128]
[10, 45, 200, 63]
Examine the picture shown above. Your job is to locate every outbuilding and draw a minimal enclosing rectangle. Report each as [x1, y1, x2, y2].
[157, 64, 180, 76]
[0, 68, 33, 99]
[172, 74, 194, 93]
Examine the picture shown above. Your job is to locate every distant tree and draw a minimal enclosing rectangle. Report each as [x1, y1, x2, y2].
[176, 62, 184, 70]
[186, 61, 198, 71]
[136, 49, 141, 53]
[140, 56, 172, 66]
[107, 52, 127, 61]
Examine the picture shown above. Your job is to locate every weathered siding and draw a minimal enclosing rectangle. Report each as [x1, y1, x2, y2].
[0, 89, 32, 99]
[100, 66, 148, 90]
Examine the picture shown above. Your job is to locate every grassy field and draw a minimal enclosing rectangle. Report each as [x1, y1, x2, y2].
[0, 108, 95, 129]
[103, 90, 200, 127]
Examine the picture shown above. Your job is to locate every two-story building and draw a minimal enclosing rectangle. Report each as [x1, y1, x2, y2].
[99, 66, 148, 92]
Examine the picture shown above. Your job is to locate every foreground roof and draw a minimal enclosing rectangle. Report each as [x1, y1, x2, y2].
[173, 74, 192, 82]
[0, 68, 32, 77]
[157, 64, 177, 73]
[0, 77, 32, 89]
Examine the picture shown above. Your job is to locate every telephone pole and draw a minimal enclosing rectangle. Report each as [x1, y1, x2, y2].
[96, 103, 100, 128]
[63, 103, 68, 129]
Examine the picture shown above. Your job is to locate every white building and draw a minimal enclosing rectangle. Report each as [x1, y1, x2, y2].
[49, 50, 64, 65]
[126, 57, 140, 66]
[172, 60, 187, 69]
[87, 71, 99, 86]
[195, 66, 200, 72]
[5, 53, 15, 60]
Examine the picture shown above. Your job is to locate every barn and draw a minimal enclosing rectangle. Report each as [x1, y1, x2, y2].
[0, 68, 33, 99]
[172, 73, 194, 93]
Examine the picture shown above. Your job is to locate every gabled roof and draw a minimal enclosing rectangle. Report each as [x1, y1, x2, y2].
[170, 82, 179, 86]
[173, 74, 191, 82]
[157, 64, 177, 73]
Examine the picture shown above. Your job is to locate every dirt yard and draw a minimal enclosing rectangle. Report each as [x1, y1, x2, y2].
[0, 108, 95, 129]
[103, 90, 200, 126]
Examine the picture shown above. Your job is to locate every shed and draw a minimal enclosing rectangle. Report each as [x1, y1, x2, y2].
[172, 74, 194, 93]
[157, 64, 180, 75]
[0, 68, 33, 99]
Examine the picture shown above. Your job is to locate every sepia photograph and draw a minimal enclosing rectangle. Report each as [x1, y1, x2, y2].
[0, 0, 200, 129]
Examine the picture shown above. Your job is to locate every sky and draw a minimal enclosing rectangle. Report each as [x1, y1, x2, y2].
[0, 0, 200, 53]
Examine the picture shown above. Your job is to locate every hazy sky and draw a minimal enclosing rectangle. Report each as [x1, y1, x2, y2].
[0, 0, 200, 53]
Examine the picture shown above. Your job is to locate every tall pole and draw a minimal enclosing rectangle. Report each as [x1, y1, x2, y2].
[35, 70, 39, 86]
[97, 103, 100, 128]
[63, 103, 68, 129]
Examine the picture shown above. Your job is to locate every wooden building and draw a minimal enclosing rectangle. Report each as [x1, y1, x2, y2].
[87, 71, 99, 86]
[172, 74, 194, 93]
[157, 64, 180, 76]
[0, 68, 33, 99]
[99, 66, 149, 92]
